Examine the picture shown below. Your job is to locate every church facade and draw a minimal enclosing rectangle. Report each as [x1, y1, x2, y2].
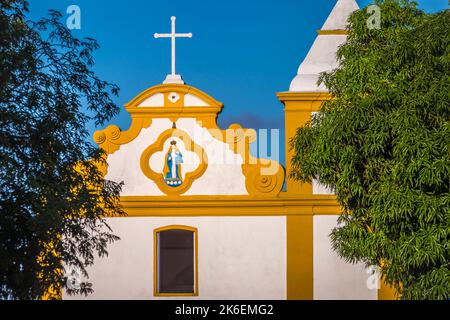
[64, 0, 396, 300]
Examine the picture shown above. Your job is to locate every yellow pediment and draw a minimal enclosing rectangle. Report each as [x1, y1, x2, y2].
[124, 84, 223, 116]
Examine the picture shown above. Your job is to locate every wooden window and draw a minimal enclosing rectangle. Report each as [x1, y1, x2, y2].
[154, 226, 198, 296]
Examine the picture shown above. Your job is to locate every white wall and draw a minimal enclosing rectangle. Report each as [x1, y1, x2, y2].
[313, 215, 377, 300]
[312, 179, 334, 195]
[63, 216, 286, 300]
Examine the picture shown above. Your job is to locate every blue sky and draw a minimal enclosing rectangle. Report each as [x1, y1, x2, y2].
[28, 0, 448, 165]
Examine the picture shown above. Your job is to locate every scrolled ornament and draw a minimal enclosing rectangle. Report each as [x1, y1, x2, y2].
[93, 131, 106, 144]
[105, 125, 121, 140]
[244, 162, 285, 197]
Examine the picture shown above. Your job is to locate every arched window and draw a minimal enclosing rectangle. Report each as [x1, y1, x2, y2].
[154, 225, 198, 296]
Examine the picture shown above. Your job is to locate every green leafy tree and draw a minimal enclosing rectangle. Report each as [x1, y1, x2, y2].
[0, 0, 124, 299]
[290, 0, 449, 300]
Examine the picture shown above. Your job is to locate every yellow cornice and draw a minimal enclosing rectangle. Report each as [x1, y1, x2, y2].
[317, 29, 348, 35]
[125, 106, 221, 116]
[276, 91, 333, 113]
[118, 194, 342, 216]
[276, 91, 332, 102]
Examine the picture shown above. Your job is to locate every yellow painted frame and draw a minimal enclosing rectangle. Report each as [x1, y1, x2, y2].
[93, 118, 153, 155]
[140, 128, 208, 195]
[277, 90, 335, 299]
[119, 194, 342, 216]
[153, 225, 199, 297]
[317, 29, 348, 35]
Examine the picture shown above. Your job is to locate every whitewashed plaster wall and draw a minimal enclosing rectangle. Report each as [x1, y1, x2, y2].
[63, 216, 287, 300]
[313, 215, 377, 300]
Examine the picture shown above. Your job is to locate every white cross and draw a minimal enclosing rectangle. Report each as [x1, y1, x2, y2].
[154, 16, 192, 84]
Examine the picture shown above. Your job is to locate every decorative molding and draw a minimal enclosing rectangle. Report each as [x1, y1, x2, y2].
[205, 122, 284, 197]
[93, 118, 152, 155]
[167, 92, 181, 104]
[118, 194, 342, 216]
[125, 84, 223, 110]
[140, 128, 208, 196]
[276, 92, 332, 102]
[93, 84, 222, 155]
[317, 29, 348, 35]
[94, 84, 286, 197]
[243, 162, 285, 197]
[277, 92, 333, 113]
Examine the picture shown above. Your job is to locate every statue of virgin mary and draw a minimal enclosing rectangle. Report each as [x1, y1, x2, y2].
[163, 140, 183, 186]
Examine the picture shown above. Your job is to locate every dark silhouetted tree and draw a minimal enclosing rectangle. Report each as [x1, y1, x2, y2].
[0, 0, 124, 299]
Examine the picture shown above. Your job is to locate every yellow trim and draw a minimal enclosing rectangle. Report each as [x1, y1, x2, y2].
[95, 84, 286, 197]
[317, 29, 348, 35]
[276, 91, 332, 196]
[124, 84, 223, 125]
[125, 84, 223, 109]
[153, 225, 199, 297]
[125, 106, 221, 118]
[287, 215, 313, 300]
[140, 128, 208, 196]
[93, 118, 152, 155]
[378, 277, 399, 300]
[205, 122, 284, 197]
[277, 90, 334, 300]
[276, 92, 332, 105]
[377, 262, 400, 300]
[94, 84, 223, 157]
[119, 194, 341, 216]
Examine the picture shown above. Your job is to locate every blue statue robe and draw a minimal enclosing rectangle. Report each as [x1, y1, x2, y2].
[164, 148, 183, 186]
